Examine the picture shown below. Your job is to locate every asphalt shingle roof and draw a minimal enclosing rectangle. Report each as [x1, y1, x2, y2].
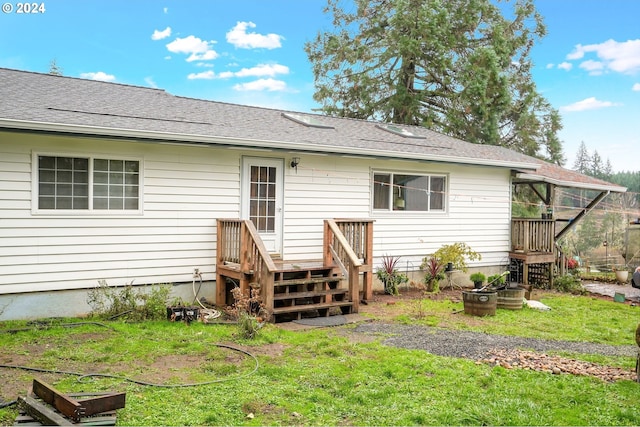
[0, 67, 625, 192]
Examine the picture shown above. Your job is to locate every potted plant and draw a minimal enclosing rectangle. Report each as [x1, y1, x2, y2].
[376, 254, 408, 296]
[487, 273, 507, 290]
[421, 256, 445, 292]
[469, 272, 486, 289]
[613, 266, 629, 284]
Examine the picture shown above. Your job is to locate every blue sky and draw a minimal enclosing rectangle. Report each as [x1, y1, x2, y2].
[1, 0, 638, 172]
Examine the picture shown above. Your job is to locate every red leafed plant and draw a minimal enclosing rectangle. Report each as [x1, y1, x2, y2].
[376, 254, 408, 295]
[421, 256, 445, 292]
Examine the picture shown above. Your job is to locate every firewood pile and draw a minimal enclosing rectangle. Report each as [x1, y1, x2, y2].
[478, 349, 637, 382]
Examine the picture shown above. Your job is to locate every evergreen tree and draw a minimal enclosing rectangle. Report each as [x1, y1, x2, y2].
[48, 59, 63, 76]
[591, 150, 603, 179]
[305, 0, 564, 163]
[572, 141, 591, 174]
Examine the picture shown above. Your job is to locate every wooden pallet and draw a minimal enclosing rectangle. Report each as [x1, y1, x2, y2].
[14, 378, 124, 426]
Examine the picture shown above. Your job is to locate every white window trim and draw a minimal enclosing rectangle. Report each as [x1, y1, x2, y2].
[31, 151, 144, 216]
[371, 169, 448, 214]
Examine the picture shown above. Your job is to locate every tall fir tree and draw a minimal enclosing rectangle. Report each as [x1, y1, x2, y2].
[306, 0, 564, 163]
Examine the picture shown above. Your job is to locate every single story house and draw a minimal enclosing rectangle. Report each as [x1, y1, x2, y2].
[0, 68, 626, 320]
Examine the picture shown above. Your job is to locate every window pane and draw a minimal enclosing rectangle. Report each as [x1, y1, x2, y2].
[124, 199, 139, 210]
[57, 170, 72, 183]
[57, 197, 72, 209]
[74, 197, 88, 209]
[94, 159, 109, 171]
[109, 198, 123, 210]
[430, 177, 445, 210]
[109, 185, 123, 197]
[57, 157, 72, 170]
[94, 184, 108, 197]
[94, 198, 108, 209]
[373, 174, 390, 210]
[39, 156, 55, 169]
[39, 170, 55, 183]
[73, 183, 88, 197]
[57, 183, 72, 196]
[125, 161, 139, 173]
[110, 172, 123, 184]
[39, 196, 55, 209]
[402, 175, 429, 211]
[94, 172, 108, 184]
[124, 186, 138, 197]
[124, 173, 139, 185]
[39, 183, 55, 196]
[109, 160, 123, 172]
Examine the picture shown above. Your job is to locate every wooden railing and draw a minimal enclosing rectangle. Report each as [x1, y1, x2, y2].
[323, 219, 374, 308]
[511, 218, 555, 253]
[216, 219, 276, 305]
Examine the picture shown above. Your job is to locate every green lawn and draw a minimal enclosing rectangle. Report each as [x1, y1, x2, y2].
[0, 291, 639, 426]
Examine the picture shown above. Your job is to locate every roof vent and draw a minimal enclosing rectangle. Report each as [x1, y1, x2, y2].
[376, 123, 425, 139]
[282, 112, 334, 129]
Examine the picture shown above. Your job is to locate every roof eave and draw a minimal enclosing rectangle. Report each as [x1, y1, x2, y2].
[0, 118, 540, 171]
[515, 172, 627, 193]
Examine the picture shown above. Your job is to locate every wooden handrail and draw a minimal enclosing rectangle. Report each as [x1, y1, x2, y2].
[324, 220, 362, 268]
[511, 218, 555, 253]
[216, 219, 276, 309]
[324, 219, 374, 304]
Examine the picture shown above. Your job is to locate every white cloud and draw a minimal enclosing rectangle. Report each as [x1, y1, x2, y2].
[546, 63, 554, 69]
[567, 39, 640, 74]
[187, 70, 216, 80]
[633, 83, 640, 91]
[226, 22, 283, 49]
[151, 27, 171, 40]
[163, 7, 168, 14]
[80, 71, 116, 82]
[579, 59, 605, 75]
[557, 62, 572, 71]
[217, 71, 235, 79]
[218, 63, 289, 79]
[144, 76, 157, 88]
[560, 97, 618, 112]
[237, 63, 289, 77]
[166, 35, 218, 62]
[233, 78, 287, 91]
[567, 45, 586, 60]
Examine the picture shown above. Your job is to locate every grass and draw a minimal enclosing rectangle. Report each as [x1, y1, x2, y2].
[0, 291, 639, 426]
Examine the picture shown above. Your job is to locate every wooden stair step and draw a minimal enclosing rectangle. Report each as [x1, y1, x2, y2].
[273, 288, 348, 301]
[272, 301, 353, 314]
[273, 276, 344, 287]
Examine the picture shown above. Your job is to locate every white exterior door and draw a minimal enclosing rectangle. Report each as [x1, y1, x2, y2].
[241, 157, 284, 255]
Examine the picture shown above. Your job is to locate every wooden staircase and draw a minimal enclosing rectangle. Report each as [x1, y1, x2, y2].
[216, 219, 373, 323]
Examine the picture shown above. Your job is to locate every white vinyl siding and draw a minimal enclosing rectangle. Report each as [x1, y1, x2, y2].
[1, 132, 238, 293]
[1, 131, 513, 296]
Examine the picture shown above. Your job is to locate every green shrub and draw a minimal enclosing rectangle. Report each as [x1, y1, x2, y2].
[87, 280, 172, 321]
[553, 274, 586, 295]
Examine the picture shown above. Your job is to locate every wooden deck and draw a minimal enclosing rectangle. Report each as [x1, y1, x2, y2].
[509, 218, 557, 288]
[216, 219, 373, 322]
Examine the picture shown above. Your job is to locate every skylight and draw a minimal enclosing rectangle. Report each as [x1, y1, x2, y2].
[376, 124, 425, 139]
[282, 112, 334, 129]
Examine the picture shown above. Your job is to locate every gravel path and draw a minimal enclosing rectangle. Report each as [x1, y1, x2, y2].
[353, 323, 637, 360]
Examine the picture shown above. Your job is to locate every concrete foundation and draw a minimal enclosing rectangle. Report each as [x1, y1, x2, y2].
[0, 281, 217, 321]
